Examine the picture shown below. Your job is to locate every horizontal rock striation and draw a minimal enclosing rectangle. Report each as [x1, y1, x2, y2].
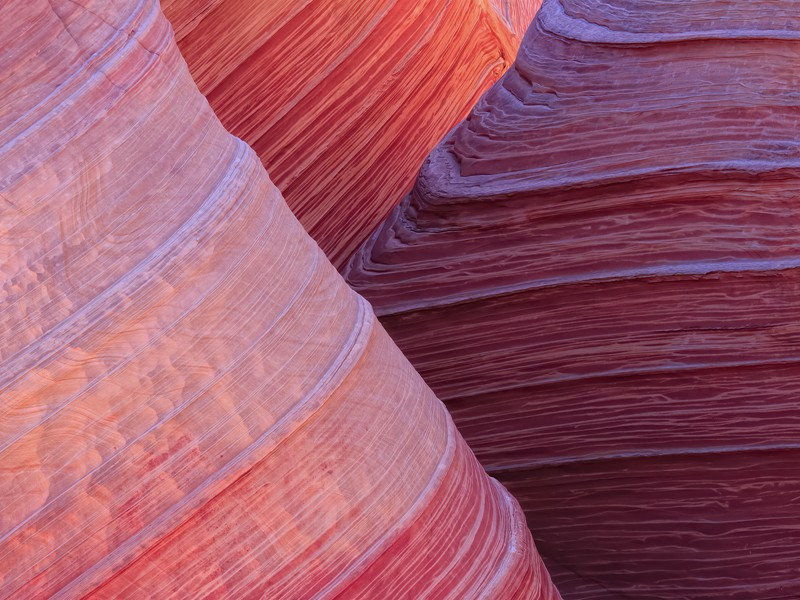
[346, 0, 800, 597]
[0, 1, 559, 598]
[161, 0, 541, 267]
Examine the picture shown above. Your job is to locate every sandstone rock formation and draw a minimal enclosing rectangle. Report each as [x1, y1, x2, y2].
[0, 1, 560, 597]
[160, 0, 541, 267]
[346, 0, 800, 597]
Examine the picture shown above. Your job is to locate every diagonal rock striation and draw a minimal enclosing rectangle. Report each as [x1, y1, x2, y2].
[161, 0, 541, 267]
[0, 1, 558, 597]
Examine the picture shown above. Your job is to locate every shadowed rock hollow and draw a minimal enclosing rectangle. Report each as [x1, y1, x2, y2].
[347, 0, 800, 597]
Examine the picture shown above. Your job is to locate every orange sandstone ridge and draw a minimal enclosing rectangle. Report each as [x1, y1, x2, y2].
[161, 0, 541, 267]
[0, 0, 559, 597]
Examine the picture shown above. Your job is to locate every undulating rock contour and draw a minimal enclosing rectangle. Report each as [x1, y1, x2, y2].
[0, 1, 559, 597]
[160, 0, 541, 266]
[347, 0, 800, 597]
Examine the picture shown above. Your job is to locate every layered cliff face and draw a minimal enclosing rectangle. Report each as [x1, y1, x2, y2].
[160, 0, 541, 267]
[347, 0, 800, 597]
[0, 0, 560, 597]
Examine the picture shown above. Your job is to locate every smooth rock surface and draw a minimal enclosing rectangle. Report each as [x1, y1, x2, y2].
[161, 0, 541, 267]
[0, 1, 559, 597]
[346, 0, 800, 597]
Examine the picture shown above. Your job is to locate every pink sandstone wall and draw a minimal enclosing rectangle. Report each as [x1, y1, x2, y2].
[0, 1, 558, 597]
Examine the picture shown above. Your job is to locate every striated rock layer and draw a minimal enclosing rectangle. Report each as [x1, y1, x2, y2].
[161, 0, 541, 267]
[347, 0, 800, 597]
[0, 1, 560, 598]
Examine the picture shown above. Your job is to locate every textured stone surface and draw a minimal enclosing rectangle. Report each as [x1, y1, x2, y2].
[346, 0, 800, 597]
[0, 1, 560, 597]
[161, 0, 541, 267]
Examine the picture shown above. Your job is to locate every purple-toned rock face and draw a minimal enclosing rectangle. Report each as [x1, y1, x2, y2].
[347, 0, 800, 597]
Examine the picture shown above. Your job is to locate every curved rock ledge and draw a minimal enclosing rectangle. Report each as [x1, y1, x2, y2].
[0, 1, 559, 598]
[347, 0, 800, 597]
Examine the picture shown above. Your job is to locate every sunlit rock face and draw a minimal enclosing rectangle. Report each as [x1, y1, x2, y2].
[346, 0, 800, 597]
[0, 1, 560, 597]
[161, 0, 541, 267]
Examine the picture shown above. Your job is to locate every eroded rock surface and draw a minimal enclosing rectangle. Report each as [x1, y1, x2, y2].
[347, 1, 800, 597]
[161, 0, 541, 266]
[0, 1, 558, 597]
